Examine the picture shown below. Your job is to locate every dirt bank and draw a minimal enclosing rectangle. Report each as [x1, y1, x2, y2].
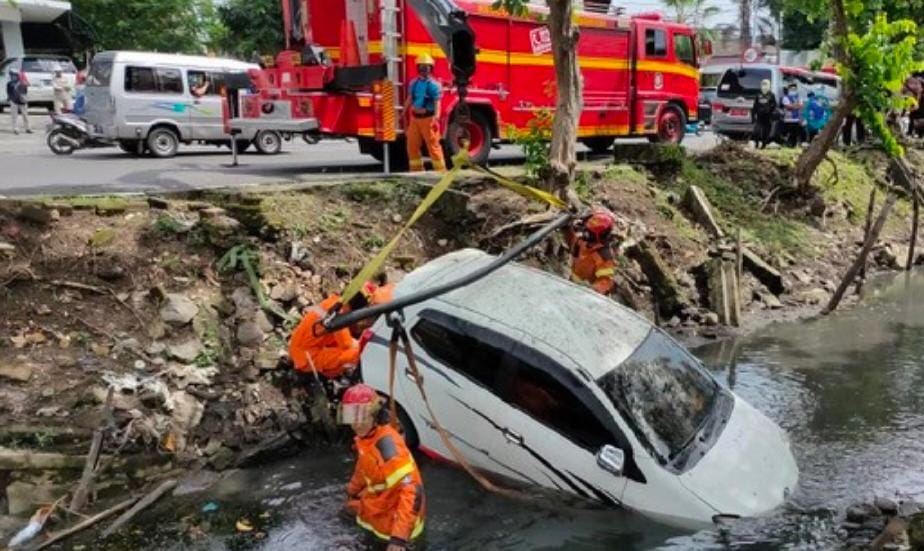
[1, 142, 922, 544]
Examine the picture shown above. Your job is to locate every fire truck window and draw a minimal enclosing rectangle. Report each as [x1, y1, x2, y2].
[503, 356, 612, 452]
[411, 318, 504, 393]
[674, 34, 695, 66]
[645, 29, 667, 57]
[155, 68, 184, 94]
[125, 67, 157, 93]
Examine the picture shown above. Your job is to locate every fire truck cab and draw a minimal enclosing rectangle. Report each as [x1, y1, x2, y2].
[235, 0, 701, 167]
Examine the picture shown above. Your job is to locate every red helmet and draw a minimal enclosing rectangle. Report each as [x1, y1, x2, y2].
[584, 209, 615, 243]
[339, 384, 381, 425]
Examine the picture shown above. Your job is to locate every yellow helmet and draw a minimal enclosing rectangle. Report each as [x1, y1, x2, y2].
[416, 53, 435, 66]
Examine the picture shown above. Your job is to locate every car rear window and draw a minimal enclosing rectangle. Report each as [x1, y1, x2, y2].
[717, 68, 772, 98]
[22, 58, 76, 73]
[700, 72, 723, 90]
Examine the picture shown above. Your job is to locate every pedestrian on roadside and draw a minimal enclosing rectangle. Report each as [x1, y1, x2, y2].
[841, 111, 866, 147]
[404, 53, 446, 172]
[6, 69, 32, 135]
[341, 383, 425, 550]
[751, 79, 777, 150]
[803, 89, 830, 143]
[780, 83, 804, 147]
[52, 69, 72, 114]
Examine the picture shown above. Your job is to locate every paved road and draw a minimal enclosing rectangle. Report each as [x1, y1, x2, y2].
[0, 108, 719, 197]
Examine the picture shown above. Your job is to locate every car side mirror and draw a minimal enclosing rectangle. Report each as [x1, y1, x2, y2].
[596, 445, 624, 477]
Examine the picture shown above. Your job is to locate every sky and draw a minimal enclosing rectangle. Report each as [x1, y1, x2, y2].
[620, 0, 743, 27]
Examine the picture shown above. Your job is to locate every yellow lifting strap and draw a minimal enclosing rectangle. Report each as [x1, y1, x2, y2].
[339, 150, 566, 307]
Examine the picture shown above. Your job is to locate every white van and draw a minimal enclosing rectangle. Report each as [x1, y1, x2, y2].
[360, 249, 799, 529]
[83, 51, 282, 158]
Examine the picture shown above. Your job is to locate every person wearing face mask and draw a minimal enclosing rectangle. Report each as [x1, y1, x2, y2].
[751, 79, 777, 149]
[780, 83, 804, 147]
[404, 53, 446, 172]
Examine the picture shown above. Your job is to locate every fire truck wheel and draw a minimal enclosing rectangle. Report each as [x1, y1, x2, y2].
[580, 137, 615, 154]
[146, 127, 180, 158]
[649, 106, 686, 145]
[446, 110, 493, 165]
[254, 130, 283, 155]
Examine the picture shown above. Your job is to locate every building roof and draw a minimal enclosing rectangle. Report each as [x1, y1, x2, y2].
[397, 249, 652, 378]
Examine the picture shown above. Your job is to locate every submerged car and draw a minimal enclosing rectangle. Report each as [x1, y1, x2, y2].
[360, 249, 798, 529]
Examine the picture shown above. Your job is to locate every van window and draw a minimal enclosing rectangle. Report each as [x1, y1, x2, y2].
[188, 70, 228, 96]
[717, 67, 773, 99]
[87, 59, 113, 87]
[674, 34, 695, 66]
[411, 317, 503, 390]
[597, 328, 719, 463]
[503, 355, 613, 451]
[645, 29, 667, 57]
[125, 66, 184, 94]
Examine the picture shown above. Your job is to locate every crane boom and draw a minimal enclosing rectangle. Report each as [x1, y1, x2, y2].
[404, 0, 476, 86]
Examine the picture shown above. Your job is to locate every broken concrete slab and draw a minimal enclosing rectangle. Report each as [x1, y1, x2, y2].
[0, 448, 94, 471]
[167, 339, 204, 363]
[683, 185, 725, 238]
[742, 248, 786, 295]
[0, 360, 33, 383]
[626, 240, 686, 319]
[6, 479, 67, 515]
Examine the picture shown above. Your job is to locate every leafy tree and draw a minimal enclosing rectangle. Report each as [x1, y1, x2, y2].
[216, 0, 285, 59]
[786, 0, 923, 190]
[70, 0, 221, 54]
[664, 0, 721, 43]
[493, 0, 581, 198]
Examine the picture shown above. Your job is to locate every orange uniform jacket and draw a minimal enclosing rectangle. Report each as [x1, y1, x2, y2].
[347, 424, 425, 545]
[289, 294, 359, 379]
[565, 229, 617, 295]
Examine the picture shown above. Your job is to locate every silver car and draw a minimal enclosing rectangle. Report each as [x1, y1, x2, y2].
[0, 55, 77, 112]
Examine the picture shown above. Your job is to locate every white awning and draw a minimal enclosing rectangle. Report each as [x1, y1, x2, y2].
[0, 0, 71, 24]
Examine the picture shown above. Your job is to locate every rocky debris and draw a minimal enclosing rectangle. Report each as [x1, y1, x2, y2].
[742, 249, 786, 295]
[145, 342, 167, 357]
[255, 348, 282, 371]
[160, 294, 199, 326]
[16, 204, 54, 226]
[166, 364, 218, 388]
[875, 243, 910, 270]
[147, 197, 170, 210]
[0, 360, 33, 383]
[683, 185, 724, 238]
[168, 391, 205, 453]
[5, 479, 67, 515]
[167, 339, 204, 363]
[270, 281, 298, 303]
[626, 240, 686, 319]
[236, 321, 265, 346]
[840, 497, 924, 550]
[909, 512, 924, 549]
[755, 288, 784, 309]
[876, 497, 900, 516]
[0, 240, 14, 256]
[798, 287, 830, 305]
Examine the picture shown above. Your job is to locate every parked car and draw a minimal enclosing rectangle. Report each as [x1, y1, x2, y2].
[360, 249, 799, 529]
[82, 51, 283, 158]
[698, 63, 738, 125]
[0, 55, 77, 112]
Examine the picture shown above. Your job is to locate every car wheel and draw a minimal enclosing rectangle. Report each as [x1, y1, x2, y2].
[47, 129, 76, 155]
[118, 140, 145, 155]
[445, 109, 493, 166]
[253, 130, 282, 155]
[146, 127, 180, 158]
[649, 105, 686, 144]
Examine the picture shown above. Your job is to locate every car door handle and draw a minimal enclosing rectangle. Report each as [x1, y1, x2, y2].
[503, 428, 523, 445]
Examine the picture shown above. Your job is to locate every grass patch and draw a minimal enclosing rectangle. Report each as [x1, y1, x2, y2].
[50, 196, 132, 211]
[605, 164, 650, 187]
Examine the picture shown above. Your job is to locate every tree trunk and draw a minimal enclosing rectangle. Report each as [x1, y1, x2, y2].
[739, 0, 752, 45]
[546, 0, 582, 198]
[792, 0, 851, 191]
[793, 94, 856, 191]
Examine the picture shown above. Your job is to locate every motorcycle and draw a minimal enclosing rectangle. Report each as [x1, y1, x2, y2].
[46, 113, 113, 155]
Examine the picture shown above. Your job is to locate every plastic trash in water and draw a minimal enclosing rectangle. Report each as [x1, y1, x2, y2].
[8, 504, 56, 548]
[201, 501, 220, 513]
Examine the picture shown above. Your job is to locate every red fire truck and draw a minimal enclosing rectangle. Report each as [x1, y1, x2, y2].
[232, 0, 702, 167]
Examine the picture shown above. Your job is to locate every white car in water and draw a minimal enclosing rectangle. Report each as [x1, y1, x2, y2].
[360, 249, 798, 529]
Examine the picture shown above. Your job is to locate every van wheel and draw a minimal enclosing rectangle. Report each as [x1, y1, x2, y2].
[254, 130, 282, 155]
[147, 127, 180, 158]
[446, 109, 493, 166]
[648, 106, 686, 144]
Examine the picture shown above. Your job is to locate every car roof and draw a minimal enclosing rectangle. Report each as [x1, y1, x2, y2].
[397, 249, 652, 379]
[96, 51, 257, 71]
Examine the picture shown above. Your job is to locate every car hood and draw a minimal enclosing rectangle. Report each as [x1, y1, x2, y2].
[678, 396, 798, 517]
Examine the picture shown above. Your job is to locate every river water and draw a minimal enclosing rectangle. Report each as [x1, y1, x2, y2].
[103, 272, 924, 550]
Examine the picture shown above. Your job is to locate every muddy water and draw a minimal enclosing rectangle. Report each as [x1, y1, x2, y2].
[109, 272, 924, 550]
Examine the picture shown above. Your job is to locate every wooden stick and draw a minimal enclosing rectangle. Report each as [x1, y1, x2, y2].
[101, 479, 177, 538]
[48, 279, 107, 295]
[825, 192, 898, 315]
[856, 186, 878, 295]
[69, 388, 112, 513]
[907, 195, 920, 271]
[32, 497, 138, 550]
[735, 228, 743, 303]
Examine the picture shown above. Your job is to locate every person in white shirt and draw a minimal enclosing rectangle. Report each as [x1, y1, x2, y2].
[52, 70, 72, 114]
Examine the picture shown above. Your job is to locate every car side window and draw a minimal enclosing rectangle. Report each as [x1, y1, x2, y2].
[503, 351, 613, 451]
[188, 70, 214, 96]
[155, 68, 183, 94]
[411, 317, 504, 391]
[674, 34, 695, 66]
[645, 28, 667, 57]
[125, 66, 157, 93]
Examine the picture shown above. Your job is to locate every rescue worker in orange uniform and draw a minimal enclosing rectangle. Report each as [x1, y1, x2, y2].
[404, 53, 446, 172]
[341, 384, 425, 549]
[563, 208, 618, 295]
[288, 287, 374, 380]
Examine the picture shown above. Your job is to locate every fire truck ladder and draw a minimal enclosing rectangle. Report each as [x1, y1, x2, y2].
[380, 0, 405, 172]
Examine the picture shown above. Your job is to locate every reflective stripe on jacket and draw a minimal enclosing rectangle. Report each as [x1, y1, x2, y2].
[569, 239, 616, 295]
[347, 424, 425, 545]
[288, 293, 359, 378]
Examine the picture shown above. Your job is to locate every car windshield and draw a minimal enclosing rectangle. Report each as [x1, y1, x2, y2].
[22, 58, 76, 73]
[717, 67, 772, 99]
[86, 59, 113, 87]
[597, 329, 719, 463]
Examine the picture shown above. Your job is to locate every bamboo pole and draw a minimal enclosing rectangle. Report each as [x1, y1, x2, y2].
[856, 186, 878, 294]
[32, 497, 138, 550]
[101, 479, 177, 538]
[907, 196, 919, 271]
